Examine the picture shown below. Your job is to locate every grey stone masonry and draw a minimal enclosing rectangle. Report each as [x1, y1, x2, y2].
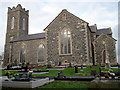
[4, 4, 29, 66]
[3, 4, 117, 66]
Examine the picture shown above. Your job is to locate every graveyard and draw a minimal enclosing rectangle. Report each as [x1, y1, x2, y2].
[0, 64, 120, 89]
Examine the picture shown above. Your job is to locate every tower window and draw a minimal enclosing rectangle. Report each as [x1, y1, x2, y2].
[38, 44, 45, 62]
[59, 28, 72, 55]
[23, 18, 25, 30]
[11, 17, 15, 29]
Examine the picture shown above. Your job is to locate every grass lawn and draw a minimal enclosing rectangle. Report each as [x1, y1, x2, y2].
[39, 81, 91, 88]
[38, 80, 120, 88]
[1, 66, 120, 89]
[2, 81, 120, 89]
[2, 66, 120, 77]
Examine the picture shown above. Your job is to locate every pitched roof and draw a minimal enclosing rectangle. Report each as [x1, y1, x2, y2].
[12, 33, 45, 42]
[89, 25, 97, 32]
[96, 28, 112, 35]
[93, 33, 116, 43]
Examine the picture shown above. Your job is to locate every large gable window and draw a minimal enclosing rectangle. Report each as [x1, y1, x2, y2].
[11, 17, 15, 29]
[38, 44, 45, 62]
[59, 28, 72, 55]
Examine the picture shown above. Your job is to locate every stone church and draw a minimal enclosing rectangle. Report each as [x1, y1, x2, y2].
[4, 4, 117, 66]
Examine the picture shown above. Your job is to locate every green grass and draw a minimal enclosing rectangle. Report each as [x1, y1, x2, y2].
[39, 81, 91, 88]
[0, 70, 2, 76]
[33, 66, 102, 77]
[2, 81, 120, 89]
[34, 67, 47, 70]
[2, 66, 120, 77]
[33, 67, 89, 77]
[1, 66, 120, 89]
[38, 81, 120, 88]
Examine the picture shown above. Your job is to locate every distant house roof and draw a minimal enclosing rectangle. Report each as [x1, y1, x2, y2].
[96, 28, 112, 36]
[89, 25, 96, 32]
[12, 33, 45, 42]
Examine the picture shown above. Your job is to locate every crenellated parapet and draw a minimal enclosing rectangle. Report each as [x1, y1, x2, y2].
[8, 4, 29, 15]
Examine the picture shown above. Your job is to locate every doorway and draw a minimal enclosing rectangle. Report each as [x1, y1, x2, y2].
[102, 50, 106, 64]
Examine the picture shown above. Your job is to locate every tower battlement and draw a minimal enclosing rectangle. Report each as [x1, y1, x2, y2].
[8, 4, 29, 15]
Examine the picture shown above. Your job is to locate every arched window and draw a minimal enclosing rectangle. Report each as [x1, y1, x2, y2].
[23, 18, 25, 30]
[11, 17, 15, 29]
[20, 45, 26, 63]
[38, 44, 45, 62]
[59, 28, 72, 54]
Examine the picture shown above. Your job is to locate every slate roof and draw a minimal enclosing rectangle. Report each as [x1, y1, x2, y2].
[12, 33, 45, 42]
[96, 28, 112, 35]
[89, 25, 96, 32]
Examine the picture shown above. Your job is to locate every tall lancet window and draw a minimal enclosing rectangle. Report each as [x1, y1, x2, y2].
[59, 28, 72, 55]
[38, 44, 45, 62]
[23, 18, 25, 30]
[11, 17, 15, 29]
[20, 45, 26, 63]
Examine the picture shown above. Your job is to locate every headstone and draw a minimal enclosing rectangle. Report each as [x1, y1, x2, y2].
[28, 69, 33, 78]
[57, 71, 64, 78]
[47, 61, 52, 68]
[7, 65, 10, 70]
[105, 59, 111, 69]
[91, 69, 96, 76]
[24, 65, 29, 71]
[69, 62, 72, 67]
[74, 66, 78, 73]
[21, 63, 24, 69]
[99, 66, 102, 73]
[81, 65, 83, 69]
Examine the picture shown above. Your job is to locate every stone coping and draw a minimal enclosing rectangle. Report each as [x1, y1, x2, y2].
[2, 77, 54, 88]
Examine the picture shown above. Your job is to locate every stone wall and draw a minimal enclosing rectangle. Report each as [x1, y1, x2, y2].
[46, 10, 89, 65]
[4, 4, 29, 66]
[94, 34, 117, 65]
[11, 39, 47, 65]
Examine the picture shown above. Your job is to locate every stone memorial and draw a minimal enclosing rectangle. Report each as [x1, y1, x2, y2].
[91, 69, 96, 76]
[74, 66, 78, 73]
[57, 71, 64, 78]
[105, 59, 111, 69]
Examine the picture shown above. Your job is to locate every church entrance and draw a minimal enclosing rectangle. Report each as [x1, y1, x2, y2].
[102, 50, 106, 64]
[58, 62, 62, 66]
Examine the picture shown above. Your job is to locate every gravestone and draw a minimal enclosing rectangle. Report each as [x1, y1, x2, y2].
[7, 65, 10, 70]
[74, 66, 78, 73]
[105, 59, 111, 69]
[47, 61, 52, 68]
[91, 69, 96, 76]
[69, 62, 72, 67]
[57, 71, 64, 78]
[81, 65, 83, 71]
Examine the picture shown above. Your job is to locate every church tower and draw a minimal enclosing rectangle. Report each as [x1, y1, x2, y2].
[4, 4, 29, 66]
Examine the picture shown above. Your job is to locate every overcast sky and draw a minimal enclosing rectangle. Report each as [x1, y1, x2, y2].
[0, 0, 119, 63]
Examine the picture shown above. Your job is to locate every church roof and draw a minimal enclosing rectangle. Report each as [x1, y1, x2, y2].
[12, 33, 45, 42]
[96, 28, 112, 36]
[89, 25, 97, 32]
